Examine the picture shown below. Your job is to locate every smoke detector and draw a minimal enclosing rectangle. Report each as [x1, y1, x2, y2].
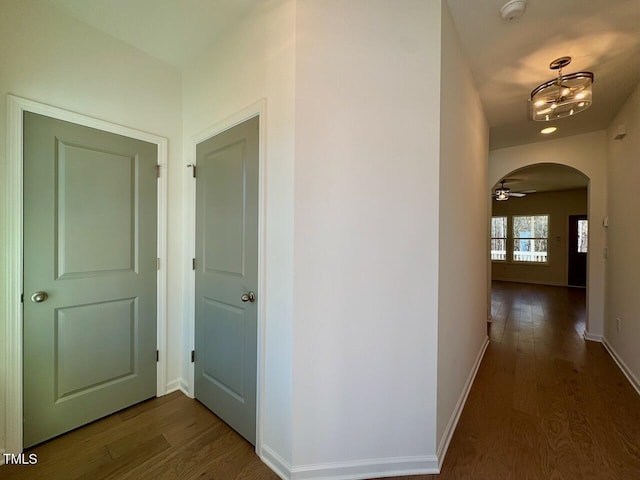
[500, 0, 527, 21]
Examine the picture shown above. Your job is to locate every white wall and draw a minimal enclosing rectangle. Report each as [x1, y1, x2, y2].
[180, 0, 296, 471]
[489, 131, 607, 337]
[492, 189, 588, 286]
[605, 81, 640, 387]
[292, 1, 442, 477]
[436, 0, 489, 457]
[0, 0, 183, 456]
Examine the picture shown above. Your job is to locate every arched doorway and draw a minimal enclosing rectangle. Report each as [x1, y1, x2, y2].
[488, 160, 603, 339]
[492, 163, 588, 281]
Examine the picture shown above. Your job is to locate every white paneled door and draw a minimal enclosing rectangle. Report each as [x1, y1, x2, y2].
[194, 116, 259, 445]
[23, 112, 158, 447]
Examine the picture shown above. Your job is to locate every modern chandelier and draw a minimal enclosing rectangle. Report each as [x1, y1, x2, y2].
[530, 56, 594, 122]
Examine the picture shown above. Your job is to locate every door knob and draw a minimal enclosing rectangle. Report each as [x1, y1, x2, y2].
[31, 291, 48, 303]
[241, 291, 256, 303]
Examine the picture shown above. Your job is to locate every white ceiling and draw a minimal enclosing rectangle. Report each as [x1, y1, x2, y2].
[493, 163, 588, 194]
[46, 0, 640, 187]
[46, 0, 260, 69]
[447, 0, 640, 149]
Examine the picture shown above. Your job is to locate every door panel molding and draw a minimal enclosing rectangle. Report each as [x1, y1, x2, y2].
[54, 297, 138, 402]
[185, 99, 266, 453]
[4, 94, 168, 454]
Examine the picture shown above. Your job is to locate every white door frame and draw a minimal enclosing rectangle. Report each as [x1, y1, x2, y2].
[4, 95, 169, 455]
[185, 99, 266, 453]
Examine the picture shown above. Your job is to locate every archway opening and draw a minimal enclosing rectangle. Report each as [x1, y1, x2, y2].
[489, 163, 590, 336]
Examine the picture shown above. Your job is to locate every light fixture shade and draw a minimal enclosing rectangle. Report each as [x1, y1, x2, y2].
[530, 57, 594, 122]
[495, 185, 510, 201]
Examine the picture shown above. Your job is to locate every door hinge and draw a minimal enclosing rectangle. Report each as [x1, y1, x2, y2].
[156, 350, 159, 362]
[187, 164, 196, 178]
[156, 258, 160, 270]
[191, 350, 195, 363]
[192, 258, 196, 270]
[21, 293, 24, 303]
[156, 164, 161, 178]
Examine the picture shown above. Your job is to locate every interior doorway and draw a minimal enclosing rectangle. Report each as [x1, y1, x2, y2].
[193, 115, 260, 446]
[568, 215, 588, 287]
[489, 163, 590, 330]
[5, 95, 168, 455]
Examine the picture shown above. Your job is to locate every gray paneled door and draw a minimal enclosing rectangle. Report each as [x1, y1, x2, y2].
[23, 112, 158, 447]
[194, 116, 259, 445]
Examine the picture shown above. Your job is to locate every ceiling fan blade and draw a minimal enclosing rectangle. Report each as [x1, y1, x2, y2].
[510, 192, 526, 197]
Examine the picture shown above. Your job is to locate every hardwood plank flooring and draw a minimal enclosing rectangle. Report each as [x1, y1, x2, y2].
[391, 281, 640, 480]
[2, 281, 639, 479]
[0, 393, 278, 480]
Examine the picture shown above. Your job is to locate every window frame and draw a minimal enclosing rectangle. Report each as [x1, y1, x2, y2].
[490, 216, 508, 262]
[490, 213, 551, 264]
[511, 214, 549, 264]
[577, 218, 588, 253]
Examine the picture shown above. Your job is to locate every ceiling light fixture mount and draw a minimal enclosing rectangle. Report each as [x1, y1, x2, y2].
[530, 56, 593, 122]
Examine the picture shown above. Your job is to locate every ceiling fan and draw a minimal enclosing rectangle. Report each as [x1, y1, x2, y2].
[492, 180, 528, 201]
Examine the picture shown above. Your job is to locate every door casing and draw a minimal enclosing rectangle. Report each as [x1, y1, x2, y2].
[4, 95, 169, 455]
[185, 99, 266, 454]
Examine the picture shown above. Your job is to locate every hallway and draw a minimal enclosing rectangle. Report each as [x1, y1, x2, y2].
[407, 281, 640, 479]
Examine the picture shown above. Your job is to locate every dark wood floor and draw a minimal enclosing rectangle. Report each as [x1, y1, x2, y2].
[0, 392, 278, 480]
[2, 282, 640, 479]
[393, 281, 640, 480]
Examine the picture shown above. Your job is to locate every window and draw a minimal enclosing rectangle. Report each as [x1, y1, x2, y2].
[577, 219, 588, 253]
[491, 216, 507, 260]
[512, 215, 548, 263]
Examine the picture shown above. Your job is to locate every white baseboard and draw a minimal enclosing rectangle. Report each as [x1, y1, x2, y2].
[290, 455, 439, 480]
[261, 445, 292, 480]
[602, 337, 640, 396]
[285, 336, 490, 480]
[492, 278, 566, 287]
[436, 336, 489, 468]
[583, 331, 603, 342]
[166, 379, 191, 398]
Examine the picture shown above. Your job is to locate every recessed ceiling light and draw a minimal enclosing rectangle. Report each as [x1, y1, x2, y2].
[541, 126, 557, 134]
